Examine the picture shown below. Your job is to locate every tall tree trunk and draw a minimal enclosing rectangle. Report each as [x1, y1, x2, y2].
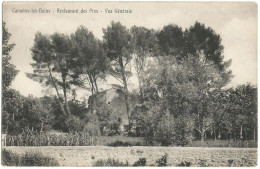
[88, 74, 95, 95]
[201, 117, 205, 145]
[254, 126, 256, 141]
[137, 73, 144, 103]
[200, 126, 205, 145]
[119, 56, 131, 128]
[62, 76, 71, 115]
[41, 121, 43, 132]
[47, 65, 66, 115]
[214, 129, 217, 140]
[218, 129, 221, 139]
[240, 125, 243, 139]
[93, 77, 99, 93]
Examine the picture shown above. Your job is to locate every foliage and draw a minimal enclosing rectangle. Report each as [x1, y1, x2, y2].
[2, 22, 19, 90]
[187, 139, 257, 148]
[5, 130, 98, 146]
[2, 89, 24, 134]
[133, 157, 147, 166]
[157, 24, 184, 58]
[154, 112, 176, 146]
[71, 26, 108, 94]
[98, 135, 145, 146]
[103, 21, 133, 126]
[177, 161, 192, 167]
[65, 115, 84, 133]
[2, 149, 20, 166]
[156, 153, 168, 166]
[2, 149, 59, 166]
[185, 22, 225, 70]
[95, 103, 122, 135]
[107, 140, 142, 147]
[198, 159, 208, 167]
[131, 26, 158, 101]
[93, 158, 128, 167]
[2, 22, 20, 134]
[3, 20, 257, 146]
[28, 32, 79, 115]
[83, 122, 101, 137]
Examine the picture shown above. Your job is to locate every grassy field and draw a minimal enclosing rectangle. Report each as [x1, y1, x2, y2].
[4, 146, 257, 167]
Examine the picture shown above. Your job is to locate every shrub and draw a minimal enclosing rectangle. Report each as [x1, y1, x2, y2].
[93, 158, 128, 166]
[83, 122, 100, 136]
[2, 149, 20, 166]
[65, 115, 84, 133]
[156, 153, 168, 166]
[107, 140, 143, 147]
[198, 159, 208, 167]
[2, 149, 59, 166]
[228, 159, 234, 167]
[107, 141, 133, 147]
[154, 113, 176, 146]
[20, 152, 59, 166]
[177, 161, 192, 167]
[133, 157, 147, 166]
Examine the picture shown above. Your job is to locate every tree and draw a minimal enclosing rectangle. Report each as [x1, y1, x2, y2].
[2, 22, 19, 90]
[156, 22, 233, 143]
[2, 89, 23, 134]
[157, 24, 184, 58]
[140, 56, 196, 145]
[65, 115, 84, 133]
[103, 21, 133, 127]
[228, 84, 257, 140]
[95, 103, 122, 135]
[131, 26, 157, 102]
[29, 97, 55, 131]
[71, 26, 108, 95]
[2, 22, 20, 134]
[27, 32, 78, 116]
[184, 21, 226, 71]
[185, 56, 231, 144]
[143, 53, 232, 144]
[50, 33, 76, 115]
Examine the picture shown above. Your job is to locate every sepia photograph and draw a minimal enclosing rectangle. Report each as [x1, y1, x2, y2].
[1, 1, 258, 167]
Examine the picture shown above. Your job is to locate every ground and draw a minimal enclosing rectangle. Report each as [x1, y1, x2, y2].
[4, 146, 257, 167]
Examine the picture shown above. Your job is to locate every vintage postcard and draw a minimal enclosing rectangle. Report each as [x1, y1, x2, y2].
[1, 1, 257, 167]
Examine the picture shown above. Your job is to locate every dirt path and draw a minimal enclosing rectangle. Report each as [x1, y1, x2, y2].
[4, 146, 257, 167]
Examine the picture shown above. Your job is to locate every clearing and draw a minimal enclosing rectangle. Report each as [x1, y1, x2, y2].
[4, 146, 257, 167]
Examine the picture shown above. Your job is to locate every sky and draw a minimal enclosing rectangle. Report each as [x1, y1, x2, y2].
[2, 2, 258, 99]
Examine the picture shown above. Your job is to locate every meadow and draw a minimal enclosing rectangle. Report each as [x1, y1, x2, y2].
[4, 146, 257, 167]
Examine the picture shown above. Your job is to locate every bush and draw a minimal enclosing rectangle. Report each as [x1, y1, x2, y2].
[133, 158, 147, 166]
[198, 159, 208, 167]
[65, 115, 84, 133]
[156, 153, 168, 166]
[93, 158, 128, 166]
[107, 140, 143, 147]
[154, 113, 176, 146]
[19, 152, 59, 166]
[2, 149, 59, 166]
[2, 149, 20, 166]
[83, 122, 100, 136]
[177, 161, 192, 167]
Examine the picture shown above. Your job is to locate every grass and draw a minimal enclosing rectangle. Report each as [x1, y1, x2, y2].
[2, 149, 59, 166]
[4, 146, 257, 167]
[187, 139, 257, 148]
[93, 158, 128, 166]
[98, 135, 145, 146]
